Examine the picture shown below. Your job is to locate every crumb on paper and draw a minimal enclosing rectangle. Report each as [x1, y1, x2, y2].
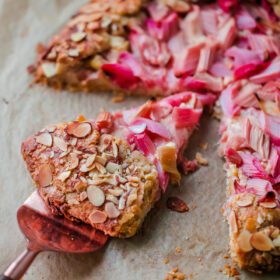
[192, 204, 197, 209]
[224, 264, 240, 277]
[166, 197, 189, 213]
[185, 235, 189, 240]
[164, 258, 169, 264]
[165, 267, 186, 280]
[200, 143, 208, 150]
[223, 254, 229, 259]
[176, 247, 181, 253]
[218, 268, 223, 272]
[112, 92, 124, 103]
[188, 273, 193, 279]
[195, 152, 208, 166]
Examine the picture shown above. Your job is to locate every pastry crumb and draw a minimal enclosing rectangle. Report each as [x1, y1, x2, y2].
[112, 93, 124, 103]
[2, 98, 8, 104]
[192, 204, 197, 209]
[200, 143, 208, 150]
[195, 152, 208, 166]
[176, 247, 181, 253]
[164, 258, 169, 264]
[223, 254, 229, 259]
[218, 268, 223, 272]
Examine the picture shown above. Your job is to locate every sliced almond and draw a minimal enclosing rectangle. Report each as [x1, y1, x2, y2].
[106, 162, 122, 174]
[108, 188, 123, 196]
[87, 185, 105, 207]
[236, 193, 254, 207]
[36, 132, 52, 147]
[127, 189, 137, 206]
[118, 195, 126, 210]
[37, 164, 52, 187]
[86, 154, 96, 167]
[95, 162, 106, 174]
[68, 153, 79, 170]
[251, 232, 274, 251]
[70, 32, 86, 42]
[66, 122, 92, 138]
[57, 171, 71, 182]
[105, 202, 120, 218]
[89, 210, 107, 224]
[53, 136, 68, 152]
[272, 235, 280, 247]
[68, 49, 79, 57]
[229, 211, 238, 234]
[106, 194, 119, 204]
[41, 63, 57, 78]
[238, 230, 253, 252]
[95, 155, 107, 166]
[112, 142, 118, 158]
[259, 202, 277, 209]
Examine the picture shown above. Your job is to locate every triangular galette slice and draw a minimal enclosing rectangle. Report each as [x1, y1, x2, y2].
[22, 92, 214, 238]
[219, 81, 280, 271]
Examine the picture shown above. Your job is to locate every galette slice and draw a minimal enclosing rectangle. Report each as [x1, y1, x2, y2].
[219, 81, 280, 272]
[22, 92, 214, 238]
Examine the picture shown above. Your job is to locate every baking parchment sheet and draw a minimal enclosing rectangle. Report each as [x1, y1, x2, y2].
[0, 1, 279, 279]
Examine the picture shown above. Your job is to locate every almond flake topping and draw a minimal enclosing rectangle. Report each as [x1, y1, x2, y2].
[259, 202, 277, 209]
[42, 63, 57, 78]
[36, 132, 52, 147]
[67, 153, 79, 170]
[68, 49, 79, 57]
[89, 210, 107, 224]
[37, 164, 52, 187]
[106, 194, 119, 204]
[118, 195, 126, 210]
[66, 122, 92, 138]
[251, 232, 274, 251]
[105, 202, 120, 218]
[57, 171, 71, 182]
[87, 185, 105, 207]
[238, 230, 253, 252]
[106, 162, 122, 173]
[236, 193, 254, 207]
[70, 32, 87, 42]
[229, 211, 238, 234]
[53, 136, 68, 152]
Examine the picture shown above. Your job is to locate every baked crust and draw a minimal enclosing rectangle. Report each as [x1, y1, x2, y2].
[21, 120, 159, 238]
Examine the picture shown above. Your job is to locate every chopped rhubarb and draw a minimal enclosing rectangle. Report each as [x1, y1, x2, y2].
[250, 57, 280, 84]
[236, 6, 257, 30]
[194, 73, 223, 92]
[131, 117, 171, 139]
[197, 38, 218, 73]
[134, 133, 156, 157]
[181, 5, 205, 45]
[201, 8, 218, 36]
[210, 61, 233, 78]
[260, 112, 280, 145]
[226, 148, 243, 167]
[247, 178, 273, 199]
[155, 159, 169, 192]
[157, 143, 181, 184]
[148, 1, 169, 22]
[218, 0, 239, 14]
[102, 64, 139, 89]
[173, 43, 203, 77]
[172, 107, 202, 128]
[184, 77, 207, 91]
[217, 18, 237, 50]
[146, 12, 178, 41]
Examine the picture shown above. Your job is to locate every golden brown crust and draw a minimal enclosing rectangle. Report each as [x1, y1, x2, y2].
[225, 165, 280, 272]
[21, 119, 159, 238]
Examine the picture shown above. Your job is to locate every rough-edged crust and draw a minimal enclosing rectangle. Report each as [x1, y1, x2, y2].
[226, 169, 280, 272]
[21, 120, 159, 238]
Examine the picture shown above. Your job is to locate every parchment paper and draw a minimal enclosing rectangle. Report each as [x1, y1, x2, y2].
[0, 1, 279, 279]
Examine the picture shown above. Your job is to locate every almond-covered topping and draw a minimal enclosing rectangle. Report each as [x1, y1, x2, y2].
[66, 122, 92, 138]
[106, 162, 122, 174]
[87, 185, 105, 207]
[36, 132, 53, 147]
[89, 210, 107, 224]
[70, 32, 87, 42]
[37, 164, 53, 187]
[68, 49, 79, 57]
[57, 171, 71, 182]
[105, 202, 120, 218]
[273, 235, 280, 247]
[41, 63, 57, 78]
[259, 202, 277, 209]
[251, 232, 274, 251]
[238, 230, 253, 252]
[67, 153, 79, 170]
[53, 136, 68, 152]
[236, 193, 254, 207]
[95, 155, 107, 166]
[229, 211, 238, 234]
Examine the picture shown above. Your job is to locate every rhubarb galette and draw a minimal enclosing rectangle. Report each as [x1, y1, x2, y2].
[29, 0, 280, 96]
[22, 92, 213, 238]
[219, 81, 280, 271]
